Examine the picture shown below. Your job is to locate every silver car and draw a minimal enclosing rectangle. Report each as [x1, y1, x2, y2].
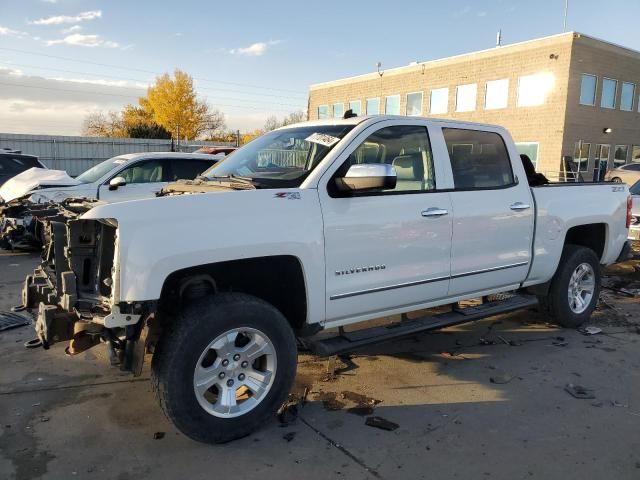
[605, 163, 640, 185]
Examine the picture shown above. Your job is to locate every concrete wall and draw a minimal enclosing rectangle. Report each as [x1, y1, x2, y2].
[0, 133, 233, 176]
[564, 34, 640, 177]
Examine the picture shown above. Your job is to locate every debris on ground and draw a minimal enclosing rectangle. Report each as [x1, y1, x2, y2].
[340, 391, 381, 416]
[365, 416, 399, 431]
[153, 432, 165, 440]
[282, 432, 296, 442]
[0, 311, 32, 332]
[591, 400, 604, 407]
[582, 326, 603, 335]
[564, 384, 595, 399]
[611, 400, 628, 408]
[490, 372, 514, 384]
[277, 394, 300, 426]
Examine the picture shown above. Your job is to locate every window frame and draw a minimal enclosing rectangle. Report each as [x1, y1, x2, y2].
[366, 97, 380, 115]
[317, 105, 329, 119]
[442, 127, 518, 192]
[384, 95, 401, 115]
[348, 100, 361, 116]
[405, 91, 424, 116]
[515, 142, 540, 168]
[333, 102, 345, 118]
[579, 73, 597, 106]
[600, 77, 618, 109]
[485, 78, 509, 110]
[455, 83, 478, 112]
[327, 124, 437, 198]
[429, 87, 449, 114]
[620, 82, 635, 111]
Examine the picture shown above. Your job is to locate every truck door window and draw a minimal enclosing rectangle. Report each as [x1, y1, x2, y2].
[117, 160, 166, 184]
[170, 159, 215, 180]
[443, 128, 515, 189]
[332, 125, 435, 195]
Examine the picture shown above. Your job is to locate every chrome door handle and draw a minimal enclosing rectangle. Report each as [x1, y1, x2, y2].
[510, 202, 531, 211]
[421, 208, 448, 217]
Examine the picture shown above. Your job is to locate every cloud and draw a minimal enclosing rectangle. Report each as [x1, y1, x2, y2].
[0, 25, 28, 38]
[46, 33, 119, 48]
[30, 10, 102, 26]
[229, 40, 280, 56]
[61, 25, 82, 34]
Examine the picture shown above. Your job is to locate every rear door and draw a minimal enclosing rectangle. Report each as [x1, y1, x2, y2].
[98, 159, 169, 202]
[441, 127, 534, 296]
[319, 121, 453, 324]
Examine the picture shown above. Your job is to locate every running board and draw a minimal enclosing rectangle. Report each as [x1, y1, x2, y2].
[309, 294, 538, 357]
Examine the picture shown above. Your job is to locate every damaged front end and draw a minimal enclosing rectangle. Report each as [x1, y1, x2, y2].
[22, 201, 152, 375]
[0, 197, 101, 250]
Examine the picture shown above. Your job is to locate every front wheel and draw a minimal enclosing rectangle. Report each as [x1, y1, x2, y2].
[542, 245, 601, 328]
[611, 177, 623, 183]
[151, 293, 297, 443]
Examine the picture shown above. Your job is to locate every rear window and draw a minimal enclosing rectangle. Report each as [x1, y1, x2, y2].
[171, 159, 216, 180]
[0, 156, 42, 175]
[443, 128, 515, 189]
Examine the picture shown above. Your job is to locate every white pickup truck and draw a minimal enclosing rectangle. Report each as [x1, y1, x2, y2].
[22, 116, 632, 444]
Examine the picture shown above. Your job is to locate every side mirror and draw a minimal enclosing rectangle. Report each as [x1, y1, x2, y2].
[335, 164, 397, 192]
[109, 176, 127, 191]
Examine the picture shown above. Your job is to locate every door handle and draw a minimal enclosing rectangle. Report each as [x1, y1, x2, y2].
[510, 202, 531, 211]
[421, 207, 448, 217]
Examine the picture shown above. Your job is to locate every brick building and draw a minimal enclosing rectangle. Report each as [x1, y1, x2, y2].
[308, 32, 640, 179]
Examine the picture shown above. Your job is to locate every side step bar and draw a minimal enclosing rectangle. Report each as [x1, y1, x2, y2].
[309, 294, 539, 357]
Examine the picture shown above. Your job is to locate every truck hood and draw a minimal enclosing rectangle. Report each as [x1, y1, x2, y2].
[0, 167, 81, 203]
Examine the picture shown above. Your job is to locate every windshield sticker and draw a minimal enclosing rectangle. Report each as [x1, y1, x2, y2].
[305, 132, 340, 148]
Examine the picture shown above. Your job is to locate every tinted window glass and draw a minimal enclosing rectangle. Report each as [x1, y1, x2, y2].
[171, 159, 215, 180]
[625, 164, 640, 171]
[335, 125, 435, 194]
[0, 156, 41, 175]
[443, 128, 514, 189]
[117, 160, 166, 184]
[580, 74, 597, 106]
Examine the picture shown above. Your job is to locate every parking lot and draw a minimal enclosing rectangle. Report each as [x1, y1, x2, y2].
[1, 249, 640, 480]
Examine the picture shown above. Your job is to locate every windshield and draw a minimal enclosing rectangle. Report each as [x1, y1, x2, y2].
[0, 156, 42, 176]
[76, 156, 128, 184]
[203, 125, 354, 187]
[630, 180, 640, 196]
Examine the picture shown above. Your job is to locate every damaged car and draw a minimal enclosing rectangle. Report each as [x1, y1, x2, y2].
[0, 152, 222, 249]
[21, 116, 631, 444]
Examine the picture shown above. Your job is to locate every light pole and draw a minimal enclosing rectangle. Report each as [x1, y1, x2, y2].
[563, 0, 569, 32]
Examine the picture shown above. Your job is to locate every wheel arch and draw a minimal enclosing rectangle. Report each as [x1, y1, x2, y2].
[158, 255, 308, 332]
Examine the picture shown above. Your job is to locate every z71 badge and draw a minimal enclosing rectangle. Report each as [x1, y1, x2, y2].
[274, 192, 301, 200]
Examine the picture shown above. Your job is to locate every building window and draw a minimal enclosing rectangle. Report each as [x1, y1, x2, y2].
[517, 73, 555, 107]
[574, 141, 591, 173]
[430, 87, 449, 114]
[366, 97, 380, 115]
[614, 145, 629, 167]
[406, 92, 423, 116]
[485, 79, 509, 110]
[515, 142, 539, 168]
[621, 82, 635, 111]
[579, 74, 597, 106]
[633, 145, 640, 162]
[456, 84, 477, 112]
[385, 95, 400, 115]
[349, 100, 361, 116]
[333, 103, 345, 118]
[595, 144, 611, 180]
[318, 105, 328, 119]
[601, 78, 617, 109]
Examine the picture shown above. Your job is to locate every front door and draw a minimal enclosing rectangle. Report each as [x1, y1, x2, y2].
[319, 124, 452, 324]
[98, 159, 169, 202]
[441, 127, 534, 297]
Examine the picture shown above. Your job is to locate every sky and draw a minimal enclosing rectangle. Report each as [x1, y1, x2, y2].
[1, 0, 640, 136]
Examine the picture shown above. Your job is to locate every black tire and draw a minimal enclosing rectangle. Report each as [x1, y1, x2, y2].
[611, 177, 622, 183]
[151, 292, 297, 444]
[542, 244, 601, 328]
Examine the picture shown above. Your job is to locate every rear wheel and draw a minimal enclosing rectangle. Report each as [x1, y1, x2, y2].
[611, 177, 622, 183]
[151, 293, 297, 443]
[542, 245, 601, 328]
